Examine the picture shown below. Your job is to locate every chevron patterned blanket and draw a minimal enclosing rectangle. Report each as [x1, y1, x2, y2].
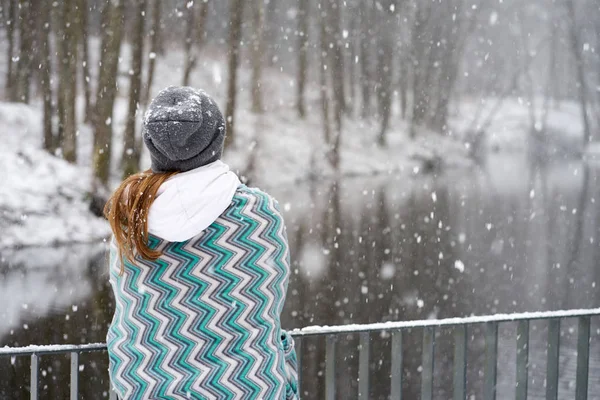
[107, 186, 299, 399]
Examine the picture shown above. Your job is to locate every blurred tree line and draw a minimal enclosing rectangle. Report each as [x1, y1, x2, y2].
[0, 0, 600, 195]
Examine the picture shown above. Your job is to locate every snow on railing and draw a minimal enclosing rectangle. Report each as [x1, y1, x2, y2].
[291, 307, 600, 336]
[1, 308, 599, 400]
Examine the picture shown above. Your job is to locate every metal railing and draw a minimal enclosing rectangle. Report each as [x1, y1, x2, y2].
[1, 308, 599, 400]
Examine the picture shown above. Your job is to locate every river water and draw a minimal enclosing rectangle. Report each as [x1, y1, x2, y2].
[1, 154, 600, 399]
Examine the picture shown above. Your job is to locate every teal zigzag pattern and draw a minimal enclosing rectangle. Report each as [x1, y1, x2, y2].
[107, 186, 299, 400]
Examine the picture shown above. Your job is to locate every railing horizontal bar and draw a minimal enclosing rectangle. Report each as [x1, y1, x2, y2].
[30, 353, 39, 400]
[516, 320, 529, 400]
[390, 330, 403, 400]
[575, 316, 590, 400]
[289, 308, 600, 337]
[358, 332, 370, 400]
[546, 319, 560, 400]
[0, 343, 107, 357]
[1, 309, 599, 357]
[453, 325, 467, 400]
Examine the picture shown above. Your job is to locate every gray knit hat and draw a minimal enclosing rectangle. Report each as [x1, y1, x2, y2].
[143, 86, 226, 173]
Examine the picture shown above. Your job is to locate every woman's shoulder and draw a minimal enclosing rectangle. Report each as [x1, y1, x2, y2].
[233, 185, 284, 216]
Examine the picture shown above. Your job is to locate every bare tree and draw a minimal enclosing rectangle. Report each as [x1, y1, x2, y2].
[376, 0, 396, 145]
[398, 51, 409, 120]
[347, 9, 358, 115]
[58, 0, 79, 162]
[5, 0, 15, 100]
[359, 0, 373, 118]
[142, 0, 162, 106]
[39, 0, 53, 152]
[319, 2, 341, 169]
[14, 0, 35, 103]
[566, 0, 592, 145]
[224, 0, 244, 148]
[77, 0, 92, 123]
[182, 0, 209, 86]
[409, 0, 479, 136]
[265, 0, 279, 66]
[326, 0, 346, 119]
[182, 1, 198, 87]
[517, 11, 538, 133]
[540, 15, 559, 132]
[92, 0, 125, 188]
[296, 0, 309, 118]
[55, 0, 66, 146]
[251, 0, 265, 113]
[121, 0, 147, 179]
[318, 2, 331, 145]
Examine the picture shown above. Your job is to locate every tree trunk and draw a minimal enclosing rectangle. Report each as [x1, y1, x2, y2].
[541, 14, 558, 132]
[121, 0, 147, 179]
[265, 0, 279, 66]
[296, 0, 309, 118]
[319, 5, 331, 145]
[224, 0, 244, 148]
[359, 0, 372, 119]
[566, 0, 592, 146]
[376, 1, 395, 146]
[142, 0, 161, 106]
[55, 0, 65, 145]
[517, 11, 537, 133]
[39, 0, 53, 152]
[182, 0, 197, 86]
[57, 0, 79, 163]
[398, 54, 408, 120]
[15, 0, 34, 103]
[196, 0, 210, 46]
[251, 0, 265, 113]
[78, 0, 92, 123]
[410, 2, 434, 136]
[92, 0, 125, 188]
[181, 0, 209, 86]
[327, 0, 345, 117]
[347, 10, 357, 116]
[5, 0, 15, 100]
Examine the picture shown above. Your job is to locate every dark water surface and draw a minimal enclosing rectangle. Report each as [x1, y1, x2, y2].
[1, 155, 600, 399]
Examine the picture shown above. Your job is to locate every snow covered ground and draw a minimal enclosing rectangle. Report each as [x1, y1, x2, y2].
[452, 96, 584, 153]
[0, 103, 111, 248]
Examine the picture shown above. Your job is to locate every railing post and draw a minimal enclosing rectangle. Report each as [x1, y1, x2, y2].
[30, 354, 39, 400]
[70, 351, 79, 400]
[453, 325, 467, 400]
[546, 319, 560, 400]
[390, 330, 403, 400]
[484, 322, 498, 400]
[326, 335, 336, 400]
[516, 320, 529, 400]
[295, 337, 302, 395]
[575, 316, 590, 400]
[421, 327, 435, 400]
[358, 332, 370, 400]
